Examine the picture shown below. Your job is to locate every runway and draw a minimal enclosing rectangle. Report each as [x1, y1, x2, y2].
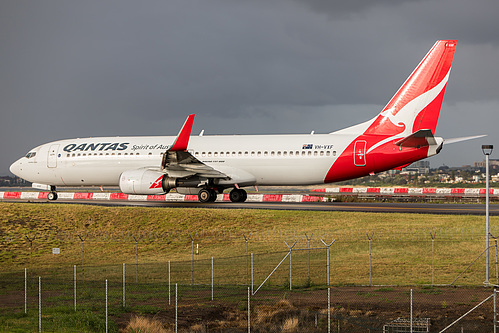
[4, 197, 497, 216]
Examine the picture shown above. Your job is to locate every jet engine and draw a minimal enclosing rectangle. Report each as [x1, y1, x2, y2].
[119, 169, 205, 195]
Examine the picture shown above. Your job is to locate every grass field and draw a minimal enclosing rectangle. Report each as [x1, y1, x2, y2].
[1, 202, 498, 284]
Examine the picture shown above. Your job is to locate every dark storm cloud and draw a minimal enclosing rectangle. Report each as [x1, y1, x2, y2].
[1, 0, 498, 175]
[292, 0, 426, 18]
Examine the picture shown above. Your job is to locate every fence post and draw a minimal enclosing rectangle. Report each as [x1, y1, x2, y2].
[168, 260, 171, 305]
[284, 240, 297, 290]
[248, 286, 251, 333]
[38, 276, 41, 333]
[105, 279, 108, 333]
[410, 289, 413, 333]
[211, 257, 214, 301]
[328, 287, 331, 333]
[321, 239, 336, 286]
[24, 268, 27, 314]
[175, 283, 178, 333]
[189, 233, 194, 286]
[251, 253, 254, 295]
[77, 234, 86, 284]
[123, 263, 126, 308]
[74, 265, 77, 312]
[26, 233, 37, 280]
[243, 233, 250, 286]
[132, 234, 138, 283]
[367, 232, 374, 286]
[305, 233, 313, 284]
[494, 288, 497, 333]
[431, 232, 436, 286]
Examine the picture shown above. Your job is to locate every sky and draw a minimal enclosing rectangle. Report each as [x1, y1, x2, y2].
[1, 0, 499, 175]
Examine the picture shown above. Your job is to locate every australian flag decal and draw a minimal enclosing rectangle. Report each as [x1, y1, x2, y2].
[302, 144, 313, 149]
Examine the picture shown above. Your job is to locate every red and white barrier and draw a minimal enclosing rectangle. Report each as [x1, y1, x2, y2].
[312, 187, 498, 196]
[0, 191, 325, 203]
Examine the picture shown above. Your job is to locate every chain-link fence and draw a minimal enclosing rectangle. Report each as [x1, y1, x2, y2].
[2, 250, 499, 332]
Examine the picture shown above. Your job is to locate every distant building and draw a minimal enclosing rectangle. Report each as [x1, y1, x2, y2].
[405, 160, 430, 174]
[474, 159, 499, 170]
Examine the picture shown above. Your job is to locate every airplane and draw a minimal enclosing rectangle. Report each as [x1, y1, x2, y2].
[9, 40, 483, 203]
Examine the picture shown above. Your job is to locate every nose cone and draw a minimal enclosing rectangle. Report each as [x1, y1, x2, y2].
[9, 158, 23, 177]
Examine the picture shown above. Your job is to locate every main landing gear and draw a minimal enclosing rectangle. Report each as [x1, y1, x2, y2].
[197, 188, 248, 203]
[229, 188, 247, 203]
[47, 186, 58, 201]
[198, 189, 218, 203]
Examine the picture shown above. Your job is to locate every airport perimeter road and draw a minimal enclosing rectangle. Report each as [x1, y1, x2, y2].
[10, 199, 499, 216]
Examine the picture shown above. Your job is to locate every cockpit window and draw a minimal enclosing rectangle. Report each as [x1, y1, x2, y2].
[25, 152, 36, 159]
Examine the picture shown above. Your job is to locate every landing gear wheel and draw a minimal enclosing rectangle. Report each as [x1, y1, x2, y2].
[47, 192, 58, 201]
[208, 189, 218, 202]
[229, 189, 247, 203]
[198, 189, 218, 203]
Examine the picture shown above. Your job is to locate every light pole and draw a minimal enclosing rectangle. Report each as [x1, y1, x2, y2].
[482, 144, 493, 285]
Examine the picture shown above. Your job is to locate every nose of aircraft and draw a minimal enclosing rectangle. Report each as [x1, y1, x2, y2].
[9, 158, 22, 177]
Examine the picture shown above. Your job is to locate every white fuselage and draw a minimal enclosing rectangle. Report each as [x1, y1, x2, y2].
[10, 133, 354, 187]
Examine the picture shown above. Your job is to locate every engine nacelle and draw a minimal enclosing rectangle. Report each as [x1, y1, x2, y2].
[119, 169, 168, 195]
[119, 169, 206, 195]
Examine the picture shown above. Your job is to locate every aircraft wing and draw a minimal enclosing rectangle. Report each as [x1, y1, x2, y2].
[160, 114, 229, 179]
[161, 150, 229, 179]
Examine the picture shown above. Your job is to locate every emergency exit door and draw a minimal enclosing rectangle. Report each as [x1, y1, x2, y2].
[354, 141, 367, 167]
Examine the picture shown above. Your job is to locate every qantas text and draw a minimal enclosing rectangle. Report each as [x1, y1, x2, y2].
[63, 142, 129, 152]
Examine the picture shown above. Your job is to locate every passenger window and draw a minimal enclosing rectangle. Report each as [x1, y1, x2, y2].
[264, 151, 268, 156]
[308, 151, 312, 156]
[208, 152, 212, 157]
[238, 152, 242, 156]
[333, 151, 336, 156]
[283, 151, 287, 156]
[251, 151, 255, 156]
[326, 151, 330, 156]
[271, 151, 275, 156]
[314, 151, 318, 156]
[301, 151, 305, 156]
[214, 152, 218, 157]
[277, 151, 281, 156]
[257, 151, 261, 156]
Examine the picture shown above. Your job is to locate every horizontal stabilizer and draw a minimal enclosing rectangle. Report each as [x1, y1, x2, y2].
[394, 129, 436, 148]
[444, 135, 487, 145]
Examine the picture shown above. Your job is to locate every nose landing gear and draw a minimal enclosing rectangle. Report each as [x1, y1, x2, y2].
[47, 186, 58, 201]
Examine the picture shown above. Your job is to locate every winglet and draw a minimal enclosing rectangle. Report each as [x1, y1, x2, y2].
[170, 114, 195, 151]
